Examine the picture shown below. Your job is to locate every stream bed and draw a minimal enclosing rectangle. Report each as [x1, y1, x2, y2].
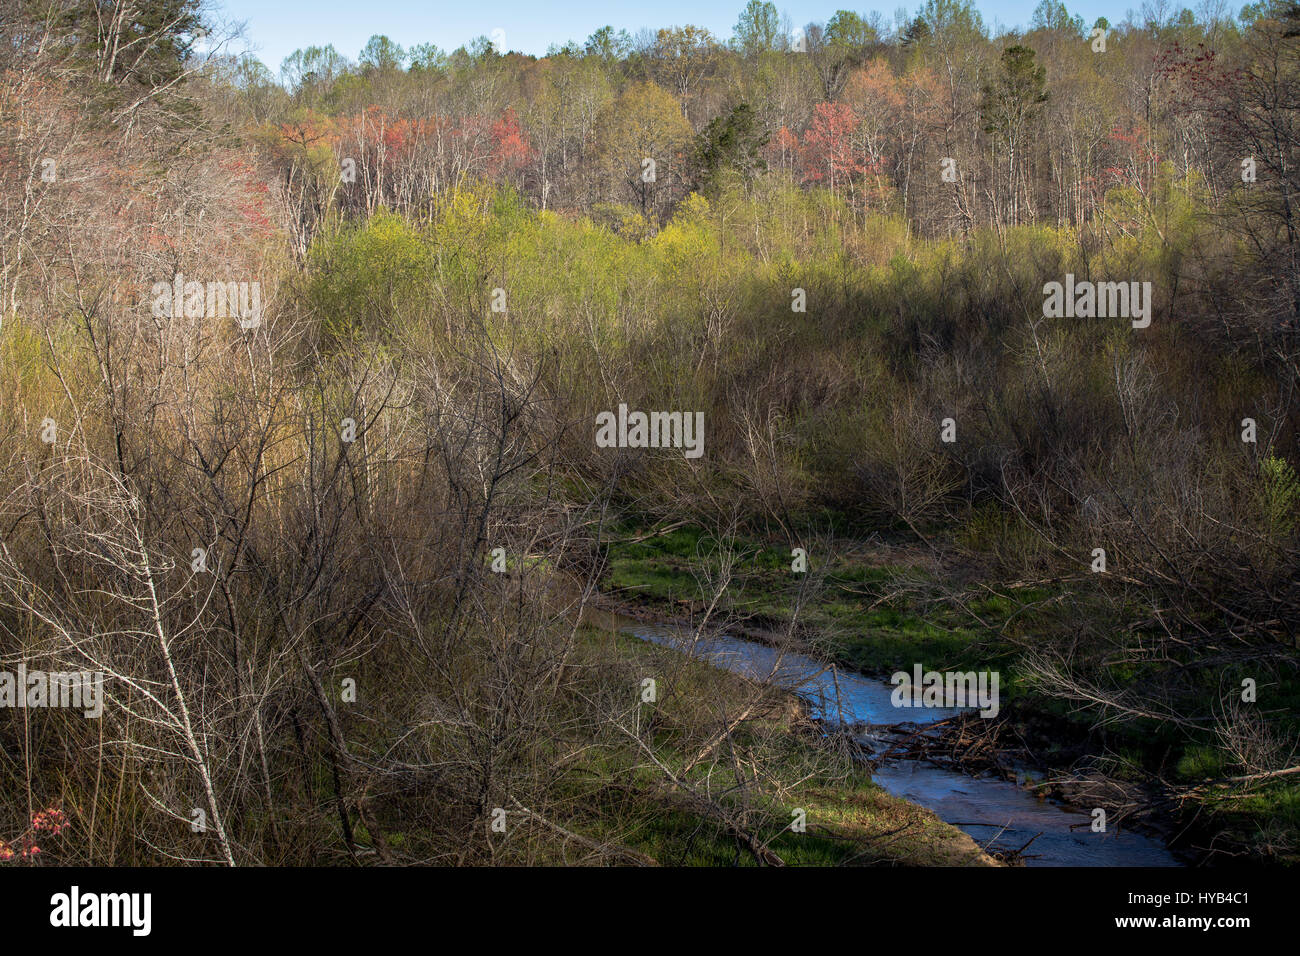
[618, 618, 1179, 867]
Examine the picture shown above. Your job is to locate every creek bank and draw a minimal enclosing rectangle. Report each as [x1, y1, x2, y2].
[588, 587, 1182, 866]
[567, 592, 996, 865]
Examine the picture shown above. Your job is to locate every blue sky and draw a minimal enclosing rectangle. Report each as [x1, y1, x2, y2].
[212, 0, 1129, 74]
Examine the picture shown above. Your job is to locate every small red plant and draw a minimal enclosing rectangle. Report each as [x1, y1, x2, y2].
[0, 807, 67, 862]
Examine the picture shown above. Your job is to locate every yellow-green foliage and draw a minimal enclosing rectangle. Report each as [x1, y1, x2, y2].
[0, 318, 91, 450]
[306, 209, 431, 343]
[1262, 454, 1300, 537]
[297, 179, 1288, 539]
